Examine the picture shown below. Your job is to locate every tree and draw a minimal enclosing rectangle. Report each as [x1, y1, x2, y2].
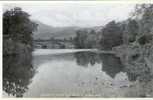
[74, 29, 98, 49]
[133, 4, 153, 34]
[74, 30, 88, 49]
[123, 19, 139, 44]
[99, 21, 123, 50]
[132, 4, 153, 45]
[3, 7, 37, 97]
[3, 7, 38, 45]
[86, 30, 97, 48]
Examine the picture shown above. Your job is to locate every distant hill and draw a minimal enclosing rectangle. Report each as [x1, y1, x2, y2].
[33, 21, 103, 40]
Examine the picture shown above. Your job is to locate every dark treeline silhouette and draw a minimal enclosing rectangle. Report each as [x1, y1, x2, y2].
[3, 7, 37, 97]
[99, 21, 123, 50]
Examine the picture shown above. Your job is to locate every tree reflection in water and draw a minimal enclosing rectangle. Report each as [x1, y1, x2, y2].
[3, 53, 35, 97]
[74, 51, 153, 82]
[74, 51, 153, 97]
[3, 50, 153, 97]
[74, 52, 100, 67]
[99, 54, 124, 78]
[74, 52, 124, 78]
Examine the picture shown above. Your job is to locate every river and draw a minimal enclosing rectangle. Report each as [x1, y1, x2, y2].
[3, 49, 153, 97]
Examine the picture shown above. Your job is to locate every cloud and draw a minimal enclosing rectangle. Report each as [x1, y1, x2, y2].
[4, 2, 135, 27]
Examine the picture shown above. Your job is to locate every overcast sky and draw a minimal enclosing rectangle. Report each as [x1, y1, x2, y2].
[4, 3, 136, 27]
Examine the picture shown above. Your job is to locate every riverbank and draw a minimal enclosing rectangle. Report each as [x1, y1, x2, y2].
[113, 44, 153, 76]
[111, 43, 153, 97]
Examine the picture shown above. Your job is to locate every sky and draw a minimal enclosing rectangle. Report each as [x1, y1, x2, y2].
[4, 2, 136, 27]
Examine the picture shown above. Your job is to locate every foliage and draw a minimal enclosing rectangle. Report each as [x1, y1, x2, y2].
[133, 4, 153, 34]
[3, 7, 37, 45]
[99, 21, 123, 50]
[101, 4, 153, 89]
[74, 29, 98, 49]
[123, 19, 139, 44]
[113, 4, 153, 84]
[3, 7, 37, 97]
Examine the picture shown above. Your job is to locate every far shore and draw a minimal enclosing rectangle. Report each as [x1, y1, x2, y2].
[32, 49, 115, 56]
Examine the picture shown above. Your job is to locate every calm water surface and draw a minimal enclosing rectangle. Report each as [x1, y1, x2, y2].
[3, 49, 153, 97]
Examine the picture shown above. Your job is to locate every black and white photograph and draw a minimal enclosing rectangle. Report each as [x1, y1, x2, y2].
[3, 2, 153, 98]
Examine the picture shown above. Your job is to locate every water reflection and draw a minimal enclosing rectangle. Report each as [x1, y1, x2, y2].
[3, 53, 35, 97]
[74, 52, 100, 67]
[74, 51, 153, 97]
[74, 51, 153, 82]
[3, 49, 153, 97]
[99, 54, 124, 78]
[74, 52, 124, 78]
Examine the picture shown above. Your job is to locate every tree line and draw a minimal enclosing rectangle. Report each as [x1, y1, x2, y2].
[73, 4, 153, 50]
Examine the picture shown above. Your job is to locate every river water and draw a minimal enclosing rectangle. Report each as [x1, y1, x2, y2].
[3, 49, 153, 97]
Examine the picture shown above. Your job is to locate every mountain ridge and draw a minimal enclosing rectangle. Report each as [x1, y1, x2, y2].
[33, 20, 103, 40]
